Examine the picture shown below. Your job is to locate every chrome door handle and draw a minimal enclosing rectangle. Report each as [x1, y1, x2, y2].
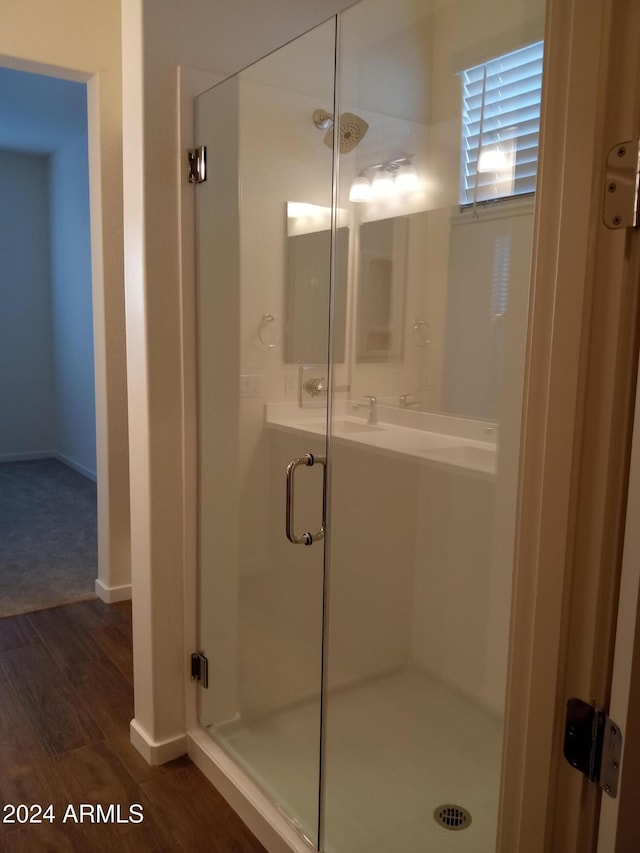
[285, 453, 327, 545]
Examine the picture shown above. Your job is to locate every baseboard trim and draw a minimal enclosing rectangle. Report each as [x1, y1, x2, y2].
[0, 451, 55, 463]
[95, 579, 132, 603]
[0, 452, 97, 483]
[55, 453, 97, 482]
[130, 719, 187, 766]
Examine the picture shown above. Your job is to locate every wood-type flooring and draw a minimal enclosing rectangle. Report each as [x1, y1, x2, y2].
[0, 599, 267, 852]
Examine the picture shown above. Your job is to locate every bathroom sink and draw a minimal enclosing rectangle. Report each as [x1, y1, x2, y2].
[332, 420, 384, 434]
[265, 406, 496, 474]
[293, 419, 384, 435]
[407, 434, 466, 453]
[420, 444, 495, 470]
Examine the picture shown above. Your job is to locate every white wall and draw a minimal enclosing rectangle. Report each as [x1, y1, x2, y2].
[0, 150, 55, 458]
[0, 137, 97, 480]
[50, 130, 96, 479]
[0, 0, 130, 596]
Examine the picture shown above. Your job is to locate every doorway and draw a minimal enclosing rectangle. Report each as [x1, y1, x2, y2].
[0, 66, 98, 617]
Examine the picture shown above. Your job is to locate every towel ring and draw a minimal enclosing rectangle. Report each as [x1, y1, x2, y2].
[411, 319, 431, 348]
[258, 313, 282, 348]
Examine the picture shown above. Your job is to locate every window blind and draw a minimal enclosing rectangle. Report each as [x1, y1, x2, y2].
[460, 41, 544, 205]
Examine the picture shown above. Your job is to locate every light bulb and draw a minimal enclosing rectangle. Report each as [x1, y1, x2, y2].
[349, 174, 372, 203]
[395, 163, 421, 194]
[371, 169, 395, 197]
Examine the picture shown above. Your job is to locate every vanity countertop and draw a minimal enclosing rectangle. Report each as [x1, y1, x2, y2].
[265, 402, 497, 479]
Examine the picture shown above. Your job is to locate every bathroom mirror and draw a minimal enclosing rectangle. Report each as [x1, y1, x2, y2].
[285, 203, 348, 364]
[346, 200, 535, 421]
[285, 196, 535, 422]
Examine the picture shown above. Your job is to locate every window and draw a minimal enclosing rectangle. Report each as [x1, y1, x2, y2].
[459, 41, 544, 206]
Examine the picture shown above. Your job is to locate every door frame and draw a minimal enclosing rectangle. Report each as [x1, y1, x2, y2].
[598, 333, 640, 851]
[0, 55, 127, 603]
[500, 0, 640, 849]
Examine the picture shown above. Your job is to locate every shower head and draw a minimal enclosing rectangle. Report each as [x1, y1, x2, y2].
[312, 108, 369, 154]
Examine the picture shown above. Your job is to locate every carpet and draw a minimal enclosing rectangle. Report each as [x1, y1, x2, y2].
[0, 459, 97, 618]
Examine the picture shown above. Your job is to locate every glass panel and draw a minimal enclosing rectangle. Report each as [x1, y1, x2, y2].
[322, 0, 545, 850]
[195, 19, 336, 847]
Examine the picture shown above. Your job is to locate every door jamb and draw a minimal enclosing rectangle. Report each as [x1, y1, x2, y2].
[500, 0, 640, 849]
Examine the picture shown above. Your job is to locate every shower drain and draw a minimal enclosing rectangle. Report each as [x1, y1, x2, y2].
[433, 804, 472, 831]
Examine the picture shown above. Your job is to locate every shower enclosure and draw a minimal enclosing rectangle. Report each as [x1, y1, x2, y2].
[195, 0, 545, 849]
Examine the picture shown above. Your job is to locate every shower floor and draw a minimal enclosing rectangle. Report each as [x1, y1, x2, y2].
[211, 668, 503, 852]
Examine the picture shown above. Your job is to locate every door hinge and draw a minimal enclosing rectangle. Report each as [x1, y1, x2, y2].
[563, 698, 622, 797]
[188, 146, 207, 184]
[603, 138, 640, 229]
[190, 651, 209, 688]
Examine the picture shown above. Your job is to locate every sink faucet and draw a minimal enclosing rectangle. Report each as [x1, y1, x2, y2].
[399, 393, 420, 409]
[352, 395, 377, 425]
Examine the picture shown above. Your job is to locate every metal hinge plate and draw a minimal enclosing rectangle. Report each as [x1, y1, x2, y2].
[190, 651, 209, 688]
[188, 146, 207, 184]
[563, 698, 622, 797]
[603, 139, 640, 229]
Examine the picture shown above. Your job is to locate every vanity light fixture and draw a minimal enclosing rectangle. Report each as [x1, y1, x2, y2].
[394, 161, 421, 193]
[348, 157, 422, 202]
[349, 172, 372, 203]
[371, 166, 395, 197]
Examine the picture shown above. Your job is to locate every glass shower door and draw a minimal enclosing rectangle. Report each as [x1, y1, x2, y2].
[321, 0, 545, 851]
[194, 0, 547, 849]
[194, 19, 337, 848]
